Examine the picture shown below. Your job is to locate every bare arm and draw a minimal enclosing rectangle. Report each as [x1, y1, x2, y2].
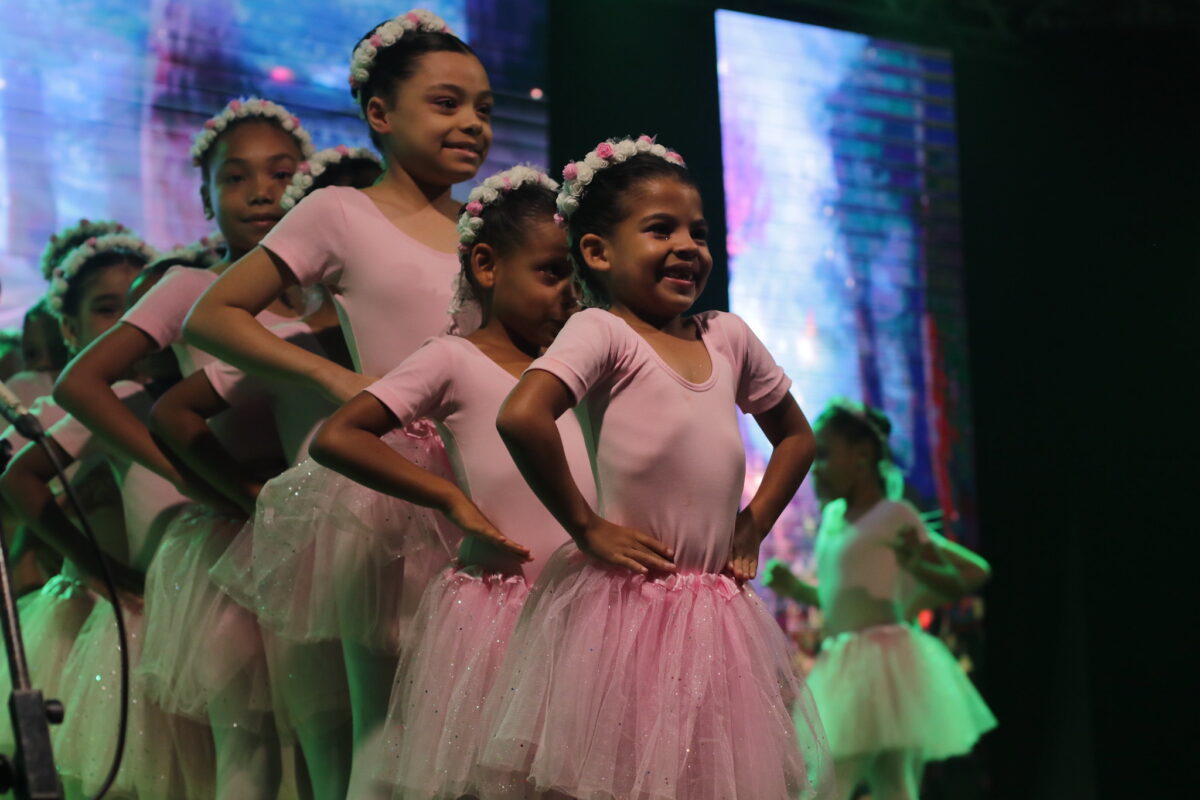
[891, 526, 972, 600]
[54, 323, 183, 484]
[148, 372, 262, 516]
[496, 370, 674, 574]
[902, 533, 991, 616]
[0, 441, 142, 594]
[762, 558, 821, 606]
[727, 393, 815, 580]
[183, 247, 369, 403]
[311, 393, 529, 558]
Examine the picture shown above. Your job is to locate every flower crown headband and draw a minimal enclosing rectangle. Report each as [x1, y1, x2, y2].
[555, 135, 686, 222]
[456, 164, 559, 254]
[40, 219, 127, 281]
[349, 10, 454, 106]
[47, 233, 158, 315]
[191, 97, 315, 168]
[281, 146, 382, 211]
[154, 233, 225, 271]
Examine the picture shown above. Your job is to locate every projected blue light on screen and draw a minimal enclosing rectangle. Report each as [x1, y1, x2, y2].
[715, 10, 975, 624]
[0, 1, 545, 326]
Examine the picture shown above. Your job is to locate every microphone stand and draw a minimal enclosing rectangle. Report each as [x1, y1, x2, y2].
[0, 437, 64, 799]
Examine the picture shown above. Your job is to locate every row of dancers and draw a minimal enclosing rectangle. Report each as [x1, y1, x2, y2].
[0, 9, 994, 800]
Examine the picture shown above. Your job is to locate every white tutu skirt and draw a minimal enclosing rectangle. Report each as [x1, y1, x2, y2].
[55, 599, 215, 799]
[0, 575, 94, 754]
[806, 624, 997, 762]
[374, 566, 531, 799]
[478, 545, 836, 800]
[138, 505, 272, 731]
[210, 423, 459, 655]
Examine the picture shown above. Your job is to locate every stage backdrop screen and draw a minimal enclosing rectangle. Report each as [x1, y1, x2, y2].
[715, 9, 976, 616]
[0, 0, 547, 326]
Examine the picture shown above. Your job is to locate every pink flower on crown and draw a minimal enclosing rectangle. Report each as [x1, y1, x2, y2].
[291, 115, 301, 126]
[666, 151, 684, 165]
[638, 135, 654, 145]
[466, 201, 484, 215]
[335, 145, 350, 156]
[405, 11, 422, 25]
[52, 268, 63, 279]
[595, 142, 615, 159]
[553, 213, 565, 226]
[502, 176, 512, 189]
[229, 100, 242, 112]
[457, 243, 470, 254]
[563, 163, 578, 181]
[81, 218, 91, 225]
[85, 237, 97, 247]
[298, 163, 311, 174]
[370, 34, 383, 47]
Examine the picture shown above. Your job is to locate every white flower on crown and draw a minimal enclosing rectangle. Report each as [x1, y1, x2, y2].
[555, 135, 687, 224]
[456, 164, 559, 250]
[349, 9, 454, 107]
[39, 219, 127, 281]
[191, 97, 316, 168]
[280, 146, 381, 211]
[46, 233, 158, 316]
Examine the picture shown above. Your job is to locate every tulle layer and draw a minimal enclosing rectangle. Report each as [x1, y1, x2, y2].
[138, 505, 273, 730]
[0, 575, 95, 753]
[375, 567, 531, 799]
[210, 425, 459, 653]
[806, 624, 997, 762]
[55, 600, 216, 799]
[478, 545, 835, 800]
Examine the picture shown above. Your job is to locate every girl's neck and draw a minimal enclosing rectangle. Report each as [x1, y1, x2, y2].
[609, 302, 692, 339]
[844, 480, 885, 521]
[374, 162, 457, 216]
[467, 317, 539, 378]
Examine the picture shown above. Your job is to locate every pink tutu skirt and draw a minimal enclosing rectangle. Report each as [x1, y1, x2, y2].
[478, 545, 836, 800]
[55, 599, 215, 799]
[806, 624, 997, 762]
[138, 505, 272, 731]
[0, 575, 94, 754]
[375, 566, 531, 799]
[210, 423, 459, 654]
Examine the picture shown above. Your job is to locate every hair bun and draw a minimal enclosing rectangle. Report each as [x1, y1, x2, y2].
[866, 406, 893, 438]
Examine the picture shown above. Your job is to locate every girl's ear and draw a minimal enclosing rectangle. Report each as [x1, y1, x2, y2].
[58, 317, 80, 355]
[365, 95, 393, 140]
[578, 232, 611, 275]
[470, 243, 499, 290]
[200, 184, 215, 221]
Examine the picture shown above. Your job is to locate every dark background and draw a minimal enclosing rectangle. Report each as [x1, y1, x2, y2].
[546, 1, 1197, 796]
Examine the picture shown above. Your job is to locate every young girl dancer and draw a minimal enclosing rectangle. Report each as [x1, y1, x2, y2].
[0, 230, 151, 763]
[1, 233, 214, 799]
[183, 11, 492, 792]
[482, 138, 835, 800]
[763, 399, 996, 800]
[310, 165, 587, 799]
[53, 98, 314, 799]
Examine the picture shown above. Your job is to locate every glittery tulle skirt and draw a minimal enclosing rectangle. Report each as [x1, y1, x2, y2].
[210, 423, 460, 654]
[373, 566, 532, 799]
[477, 545, 836, 800]
[55, 599, 215, 799]
[0, 575, 94, 754]
[138, 505, 273, 731]
[806, 624, 996, 762]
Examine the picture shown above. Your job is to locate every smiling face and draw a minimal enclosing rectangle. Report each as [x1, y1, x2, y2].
[201, 119, 303, 258]
[473, 218, 576, 353]
[580, 176, 711, 325]
[366, 50, 493, 187]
